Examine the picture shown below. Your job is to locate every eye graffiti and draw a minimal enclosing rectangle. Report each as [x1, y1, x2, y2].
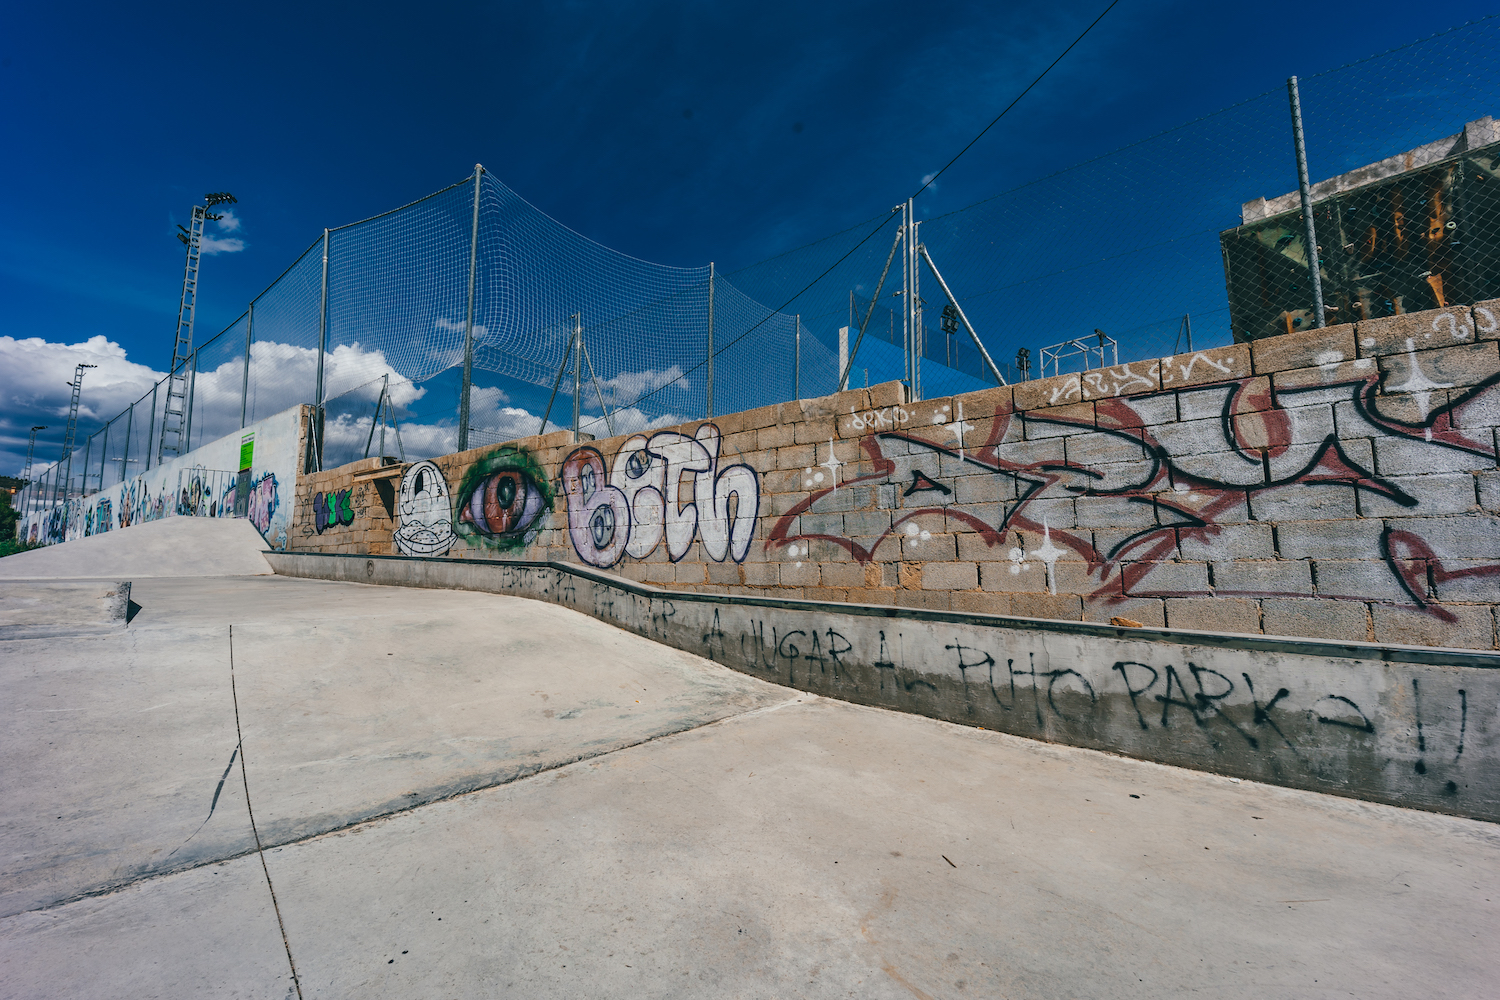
[394, 460, 455, 557]
[454, 445, 554, 551]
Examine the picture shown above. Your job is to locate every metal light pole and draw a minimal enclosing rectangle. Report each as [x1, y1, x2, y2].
[1287, 76, 1326, 330]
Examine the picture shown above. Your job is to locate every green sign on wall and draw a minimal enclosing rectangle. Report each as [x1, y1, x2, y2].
[239, 433, 255, 473]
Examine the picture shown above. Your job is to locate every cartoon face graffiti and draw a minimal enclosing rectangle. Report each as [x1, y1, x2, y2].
[393, 460, 455, 557]
[454, 446, 553, 551]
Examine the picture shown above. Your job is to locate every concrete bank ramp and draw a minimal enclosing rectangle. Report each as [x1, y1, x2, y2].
[0, 517, 272, 579]
[0, 580, 133, 639]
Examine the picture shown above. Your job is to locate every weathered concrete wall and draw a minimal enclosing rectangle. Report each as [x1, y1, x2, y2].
[268, 550, 1500, 822]
[19, 404, 309, 552]
[291, 300, 1500, 648]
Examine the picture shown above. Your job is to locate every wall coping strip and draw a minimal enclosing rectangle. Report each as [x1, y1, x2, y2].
[265, 550, 1500, 670]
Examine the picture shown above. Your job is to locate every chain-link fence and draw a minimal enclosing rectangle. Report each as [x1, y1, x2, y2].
[15, 16, 1500, 526]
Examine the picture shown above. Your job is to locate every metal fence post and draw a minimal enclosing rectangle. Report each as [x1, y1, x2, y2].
[1287, 76, 1326, 330]
[80, 435, 93, 498]
[314, 228, 330, 472]
[706, 262, 715, 419]
[794, 314, 801, 400]
[457, 164, 484, 453]
[241, 302, 254, 428]
[145, 381, 158, 471]
[98, 420, 110, 491]
[183, 351, 198, 456]
[572, 313, 582, 443]
[121, 402, 133, 488]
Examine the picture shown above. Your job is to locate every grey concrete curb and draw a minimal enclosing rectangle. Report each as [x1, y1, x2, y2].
[267, 550, 1500, 823]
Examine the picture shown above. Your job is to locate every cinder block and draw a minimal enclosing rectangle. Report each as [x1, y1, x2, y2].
[957, 532, 1008, 562]
[954, 474, 1014, 505]
[894, 589, 952, 611]
[1012, 373, 1083, 411]
[920, 561, 978, 591]
[1176, 382, 1243, 421]
[1023, 402, 1097, 439]
[1051, 560, 1114, 596]
[1077, 361, 1163, 400]
[1024, 497, 1078, 530]
[1275, 518, 1382, 560]
[793, 416, 839, 446]
[1075, 495, 1158, 530]
[1378, 340, 1500, 395]
[675, 562, 707, 585]
[1065, 430, 1145, 467]
[1158, 343, 1251, 389]
[741, 561, 779, 586]
[1104, 393, 1179, 429]
[1093, 526, 1178, 563]
[1474, 299, 1500, 341]
[1478, 471, 1500, 512]
[954, 385, 1014, 419]
[1359, 473, 1477, 517]
[842, 509, 892, 537]
[950, 590, 1013, 616]
[1374, 434, 1494, 476]
[867, 380, 908, 408]
[706, 561, 741, 585]
[780, 561, 820, 587]
[1177, 523, 1275, 561]
[979, 559, 1047, 593]
[1430, 562, 1500, 603]
[1250, 483, 1357, 521]
[1164, 597, 1261, 634]
[1082, 597, 1165, 627]
[1009, 593, 1084, 621]
[1259, 598, 1371, 641]
[1357, 306, 1477, 357]
[1212, 560, 1312, 595]
[1271, 358, 1381, 400]
[992, 437, 1065, 466]
[756, 423, 796, 450]
[1312, 560, 1412, 602]
[1122, 560, 1209, 596]
[1251, 324, 1357, 375]
[1373, 603, 1495, 649]
[819, 560, 867, 589]
[1383, 513, 1500, 560]
[776, 444, 816, 470]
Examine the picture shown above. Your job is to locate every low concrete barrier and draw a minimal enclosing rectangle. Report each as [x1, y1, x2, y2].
[267, 550, 1500, 822]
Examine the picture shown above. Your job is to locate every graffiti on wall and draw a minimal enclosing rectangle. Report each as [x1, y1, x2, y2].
[394, 460, 455, 556]
[562, 423, 760, 568]
[454, 446, 553, 552]
[313, 489, 356, 534]
[770, 348, 1500, 620]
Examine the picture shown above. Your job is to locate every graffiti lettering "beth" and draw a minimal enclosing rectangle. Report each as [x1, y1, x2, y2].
[563, 422, 760, 567]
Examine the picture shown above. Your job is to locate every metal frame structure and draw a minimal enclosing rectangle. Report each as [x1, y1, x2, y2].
[1040, 330, 1119, 379]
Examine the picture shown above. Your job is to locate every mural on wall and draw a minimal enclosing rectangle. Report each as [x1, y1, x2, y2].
[562, 423, 761, 568]
[313, 489, 356, 533]
[770, 344, 1500, 621]
[17, 405, 302, 552]
[455, 445, 553, 552]
[393, 460, 455, 557]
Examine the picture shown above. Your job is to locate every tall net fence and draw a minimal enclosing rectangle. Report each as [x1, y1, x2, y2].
[15, 16, 1500, 524]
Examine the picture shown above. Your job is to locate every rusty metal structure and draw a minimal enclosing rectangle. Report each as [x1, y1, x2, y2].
[1223, 117, 1500, 341]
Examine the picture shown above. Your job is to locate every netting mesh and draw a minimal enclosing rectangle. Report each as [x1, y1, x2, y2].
[17, 17, 1500, 523]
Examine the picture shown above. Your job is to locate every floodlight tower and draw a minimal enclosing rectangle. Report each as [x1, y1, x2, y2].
[157, 191, 236, 463]
[53, 365, 95, 506]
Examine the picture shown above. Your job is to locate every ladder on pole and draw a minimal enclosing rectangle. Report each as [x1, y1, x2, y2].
[158, 191, 235, 463]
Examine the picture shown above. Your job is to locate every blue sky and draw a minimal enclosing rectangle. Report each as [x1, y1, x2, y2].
[3, 0, 1496, 476]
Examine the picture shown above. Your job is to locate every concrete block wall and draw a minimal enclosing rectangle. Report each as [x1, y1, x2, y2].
[294, 298, 1500, 649]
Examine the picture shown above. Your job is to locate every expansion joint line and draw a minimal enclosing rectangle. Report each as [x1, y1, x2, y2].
[229, 624, 304, 1000]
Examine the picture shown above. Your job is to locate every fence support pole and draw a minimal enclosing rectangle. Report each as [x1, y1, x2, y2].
[313, 228, 330, 472]
[706, 262, 715, 419]
[80, 435, 92, 499]
[98, 420, 110, 491]
[183, 351, 198, 456]
[794, 315, 801, 400]
[145, 382, 158, 471]
[457, 163, 484, 452]
[121, 402, 133, 488]
[1287, 76, 1326, 330]
[241, 302, 254, 429]
[572, 314, 583, 443]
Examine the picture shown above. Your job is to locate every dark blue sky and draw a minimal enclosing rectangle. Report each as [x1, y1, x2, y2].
[2, 0, 1495, 473]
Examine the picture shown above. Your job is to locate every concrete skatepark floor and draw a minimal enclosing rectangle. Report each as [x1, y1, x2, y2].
[2, 572, 1498, 998]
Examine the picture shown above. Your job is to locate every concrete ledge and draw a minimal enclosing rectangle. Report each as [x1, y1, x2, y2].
[267, 550, 1500, 822]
